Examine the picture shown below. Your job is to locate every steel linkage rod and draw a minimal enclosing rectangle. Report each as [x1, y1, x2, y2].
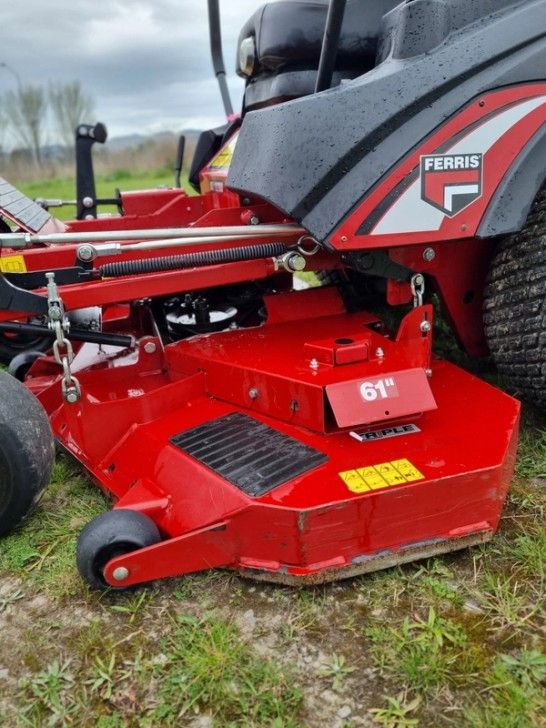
[0, 224, 305, 248]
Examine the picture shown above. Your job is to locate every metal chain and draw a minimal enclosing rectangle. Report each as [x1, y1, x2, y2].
[46, 272, 81, 403]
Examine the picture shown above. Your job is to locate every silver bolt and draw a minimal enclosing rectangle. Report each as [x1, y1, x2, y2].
[77, 244, 96, 262]
[420, 320, 432, 333]
[48, 305, 63, 321]
[64, 388, 80, 404]
[112, 567, 130, 581]
[82, 196, 94, 208]
[423, 247, 436, 262]
[309, 358, 319, 369]
[425, 368, 433, 377]
[286, 253, 306, 271]
[249, 215, 260, 225]
[249, 387, 259, 399]
[143, 341, 157, 354]
[375, 347, 385, 358]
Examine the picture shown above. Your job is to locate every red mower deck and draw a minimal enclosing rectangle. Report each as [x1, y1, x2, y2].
[27, 292, 520, 588]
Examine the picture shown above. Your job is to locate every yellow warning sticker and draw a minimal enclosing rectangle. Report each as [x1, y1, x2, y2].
[209, 136, 238, 169]
[340, 458, 424, 493]
[0, 255, 27, 273]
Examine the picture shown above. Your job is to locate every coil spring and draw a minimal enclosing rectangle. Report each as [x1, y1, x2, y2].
[99, 242, 287, 278]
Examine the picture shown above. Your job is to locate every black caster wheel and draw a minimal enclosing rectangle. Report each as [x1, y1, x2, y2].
[8, 350, 45, 381]
[0, 323, 50, 365]
[0, 370, 55, 537]
[76, 509, 161, 590]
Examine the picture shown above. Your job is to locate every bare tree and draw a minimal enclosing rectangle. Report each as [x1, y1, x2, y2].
[3, 85, 48, 166]
[49, 80, 95, 152]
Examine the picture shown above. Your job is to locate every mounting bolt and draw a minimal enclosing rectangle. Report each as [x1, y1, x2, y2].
[77, 244, 96, 262]
[375, 347, 385, 358]
[285, 252, 306, 272]
[425, 368, 433, 377]
[112, 567, 130, 581]
[309, 358, 319, 370]
[64, 388, 80, 404]
[82, 196, 94, 209]
[48, 305, 63, 321]
[143, 341, 157, 354]
[249, 387, 259, 399]
[423, 247, 436, 262]
[420, 320, 432, 333]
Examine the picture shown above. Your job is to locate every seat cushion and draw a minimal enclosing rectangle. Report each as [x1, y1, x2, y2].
[237, 1, 392, 76]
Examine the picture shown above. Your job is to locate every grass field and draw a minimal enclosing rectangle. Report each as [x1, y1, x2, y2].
[0, 172, 545, 727]
[17, 167, 187, 222]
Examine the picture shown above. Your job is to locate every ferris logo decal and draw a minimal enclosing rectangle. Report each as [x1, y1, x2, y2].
[420, 153, 483, 217]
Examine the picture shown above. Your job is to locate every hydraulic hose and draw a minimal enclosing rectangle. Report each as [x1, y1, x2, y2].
[99, 242, 287, 278]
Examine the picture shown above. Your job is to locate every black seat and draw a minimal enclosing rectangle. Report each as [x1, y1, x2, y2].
[237, 0, 400, 110]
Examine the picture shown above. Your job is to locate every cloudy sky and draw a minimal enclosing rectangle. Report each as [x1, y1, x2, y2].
[1, 0, 260, 142]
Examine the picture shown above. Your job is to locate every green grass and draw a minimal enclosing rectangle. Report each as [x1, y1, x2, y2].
[12, 610, 303, 727]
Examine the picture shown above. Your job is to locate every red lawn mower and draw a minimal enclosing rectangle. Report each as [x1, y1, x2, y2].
[1, 0, 544, 590]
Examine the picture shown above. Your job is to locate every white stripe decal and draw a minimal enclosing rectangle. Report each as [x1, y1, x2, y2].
[444, 183, 480, 212]
[371, 95, 546, 235]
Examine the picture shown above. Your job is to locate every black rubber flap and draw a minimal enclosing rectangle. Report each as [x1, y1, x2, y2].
[170, 412, 328, 497]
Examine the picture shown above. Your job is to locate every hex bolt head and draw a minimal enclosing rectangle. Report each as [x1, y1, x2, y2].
[423, 247, 436, 262]
[143, 341, 157, 354]
[249, 387, 259, 399]
[420, 321, 432, 333]
[65, 389, 80, 404]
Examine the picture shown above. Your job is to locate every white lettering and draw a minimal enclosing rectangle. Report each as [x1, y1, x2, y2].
[423, 153, 482, 172]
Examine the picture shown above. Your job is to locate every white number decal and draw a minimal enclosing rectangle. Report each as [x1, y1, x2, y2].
[360, 377, 396, 402]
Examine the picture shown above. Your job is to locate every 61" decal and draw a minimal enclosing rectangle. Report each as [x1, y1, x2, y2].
[360, 377, 399, 402]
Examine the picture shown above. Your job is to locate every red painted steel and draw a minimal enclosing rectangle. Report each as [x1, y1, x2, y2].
[28, 295, 519, 587]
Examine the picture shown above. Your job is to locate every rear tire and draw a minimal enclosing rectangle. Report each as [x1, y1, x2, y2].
[484, 185, 546, 407]
[0, 370, 55, 537]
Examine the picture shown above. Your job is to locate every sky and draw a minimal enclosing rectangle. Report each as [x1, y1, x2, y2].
[1, 0, 261, 143]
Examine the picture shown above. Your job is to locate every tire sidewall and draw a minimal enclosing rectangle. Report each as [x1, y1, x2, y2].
[0, 371, 55, 537]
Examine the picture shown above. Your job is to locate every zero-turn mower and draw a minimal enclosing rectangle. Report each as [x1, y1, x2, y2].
[2, 0, 544, 589]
